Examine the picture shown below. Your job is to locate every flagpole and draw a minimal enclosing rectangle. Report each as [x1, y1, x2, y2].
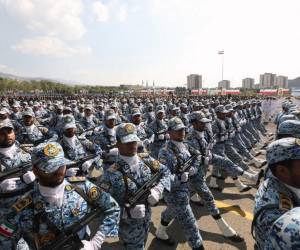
[221, 52, 224, 82]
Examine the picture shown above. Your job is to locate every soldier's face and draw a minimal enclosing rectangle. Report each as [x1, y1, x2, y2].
[0, 127, 15, 147]
[132, 115, 141, 125]
[217, 112, 226, 120]
[64, 128, 75, 137]
[287, 160, 300, 188]
[169, 128, 185, 142]
[23, 115, 34, 126]
[106, 119, 115, 128]
[85, 109, 92, 116]
[117, 141, 138, 156]
[33, 165, 66, 187]
[0, 114, 7, 120]
[156, 112, 164, 120]
[57, 109, 63, 115]
[193, 121, 206, 131]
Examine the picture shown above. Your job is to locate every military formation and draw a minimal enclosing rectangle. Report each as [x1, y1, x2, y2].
[0, 95, 298, 249]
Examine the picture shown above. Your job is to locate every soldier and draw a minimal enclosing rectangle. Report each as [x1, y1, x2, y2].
[92, 109, 117, 153]
[129, 108, 153, 153]
[148, 106, 169, 158]
[60, 115, 103, 177]
[0, 120, 35, 249]
[156, 117, 204, 250]
[253, 137, 300, 249]
[80, 105, 100, 130]
[264, 207, 300, 249]
[100, 123, 171, 250]
[210, 106, 264, 192]
[0, 142, 120, 249]
[183, 113, 245, 242]
[143, 103, 155, 125]
[17, 107, 58, 146]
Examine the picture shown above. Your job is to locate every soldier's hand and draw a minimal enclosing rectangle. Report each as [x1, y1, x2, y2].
[22, 171, 36, 184]
[66, 167, 80, 177]
[180, 172, 189, 182]
[0, 177, 20, 192]
[148, 188, 161, 206]
[188, 167, 198, 176]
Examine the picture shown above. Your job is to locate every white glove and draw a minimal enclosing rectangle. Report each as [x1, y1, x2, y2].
[238, 127, 242, 132]
[147, 186, 162, 206]
[229, 132, 235, 138]
[80, 232, 105, 250]
[22, 171, 36, 184]
[204, 156, 210, 165]
[66, 167, 80, 177]
[165, 133, 170, 140]
[220, 136, 225, 141]
[0, 178, 20, 192]
[189, 167, 198, 176]
[180, 172, 189, 182]
[82, 159, 95, 173]
[224, 135, 228, 140]
[122, 204, 146, 219]
[107, 148, 119, 156]
[158, 134, 164, 140]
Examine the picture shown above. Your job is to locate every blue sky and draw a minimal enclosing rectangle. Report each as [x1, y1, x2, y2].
[0, 0, 299, 87]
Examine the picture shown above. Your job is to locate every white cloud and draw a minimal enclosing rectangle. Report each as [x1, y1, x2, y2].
[12, 36, 91, 57]
[0, 0, 86, 40]
[92, 1, 109, 22]
[117, 5, 128, 22]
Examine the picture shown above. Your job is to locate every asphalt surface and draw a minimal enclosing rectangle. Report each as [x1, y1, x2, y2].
[101, 123, 275, 250]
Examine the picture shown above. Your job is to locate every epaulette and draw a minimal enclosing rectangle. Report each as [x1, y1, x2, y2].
[279, 193, 293, 211]
[12, 194, 32, 213]
[67, 176, 86, 183]
[107, 163, 119, 173]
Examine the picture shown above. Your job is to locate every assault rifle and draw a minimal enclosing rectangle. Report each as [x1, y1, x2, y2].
[40, 207, 103, 250]
[0, 162, 32, 182]
[124, 163, 163, 208]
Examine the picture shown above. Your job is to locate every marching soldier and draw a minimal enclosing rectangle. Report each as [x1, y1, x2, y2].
[100, 123, 171, 250]
[0, 142, 120, 249]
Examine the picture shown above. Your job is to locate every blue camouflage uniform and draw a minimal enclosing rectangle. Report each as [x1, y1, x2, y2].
[100, 123, 171, 250]
[158, 117, 203, 249]
[264, 207, 300, 250]
[253, 137, 300, 249]
[0, 142, 120, 250]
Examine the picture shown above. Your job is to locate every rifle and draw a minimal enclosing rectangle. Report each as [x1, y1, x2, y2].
[40, 207, 103, 250]
[0, 162, 32, 182]
[176, 154, 200, 174]
[124, 167, 163, 208]
[66, 154, 98, 170]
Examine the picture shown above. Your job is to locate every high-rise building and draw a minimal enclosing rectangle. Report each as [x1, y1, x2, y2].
[275, 75, 288, 88]
[218, 80, 230, 89]
[242, 78, 255, 89]
[187, 74, 202, 90]
[259, 73, 276, 88]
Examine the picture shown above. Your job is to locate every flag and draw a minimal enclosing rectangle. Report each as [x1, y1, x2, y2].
[0, 222, 16, 237]
[218, 50, 224, 55]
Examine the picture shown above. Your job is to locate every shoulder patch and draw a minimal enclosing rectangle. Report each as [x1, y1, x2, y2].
[12, 195, 32, 212]
[279, 193, 293, 211]
[88, 186, 101, 201]
[67, 176, 86, 183]
[0, 221, 16, 238]
[151, 160, 160, 172]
